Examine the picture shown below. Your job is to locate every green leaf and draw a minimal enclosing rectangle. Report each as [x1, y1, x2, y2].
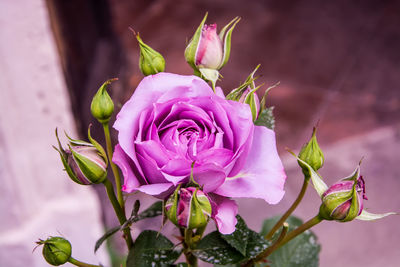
[245, 230, 270, 260]
[220, 216, 250, 256]
[126, 230, 181, 267]
[192, 231, 246, 265]
[254, 107, 275, 130]
[259, 216, 321, 267]
[138, 201, 163, 220]
[94, 226, 120, 253]
[175, 263, 188, 267]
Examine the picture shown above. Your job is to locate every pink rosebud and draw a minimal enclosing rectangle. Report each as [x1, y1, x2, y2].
[165, 187, 212, 229]
[319, 173, 367, 222]
[185, 14, 240, 72]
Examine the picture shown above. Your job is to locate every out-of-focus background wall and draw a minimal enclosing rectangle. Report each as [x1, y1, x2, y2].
[0, 0, 399, 266]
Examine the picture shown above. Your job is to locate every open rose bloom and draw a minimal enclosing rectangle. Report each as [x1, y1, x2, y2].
[113, 73, 286, 234]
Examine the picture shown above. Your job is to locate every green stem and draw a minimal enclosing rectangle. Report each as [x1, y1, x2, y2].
[68, 257, 100, 267]
[242, 223, 289, 267]
[103, 123, 124, 209]
[103, 179, 133, 249]
[275, 215, 323, 250]
[211, 81, 216, 93]
[182, 228, 198, 267]
[265, 176, 309, 240]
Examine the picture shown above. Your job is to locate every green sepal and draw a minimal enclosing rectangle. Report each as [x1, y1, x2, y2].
[226, 65, 260, 101]
[356, 210, 397, 221]
[218, 16, 241, 69]
[69, 145, 107, 184]
[64, 131, 92, 147]
[259, 81, 280, 114]
[342, 162, 361, 182]
[199, 68, 219, 88]
[342, 181, 361, 222]
[244, 85, 262, 121]
[187, 188, 211, 229]
[90, 78, 116, 124]
[165, 185, 180, 226]
[88, 124, 108, 165]
[184, 13, 208, 70]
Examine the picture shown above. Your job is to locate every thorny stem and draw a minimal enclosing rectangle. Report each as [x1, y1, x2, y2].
[265, 175, 310, 240]
[103, 123, 124, 209]
[242, 223, 289, 267]
[103, 179, 133, 249]
[68, 257, 101, 267]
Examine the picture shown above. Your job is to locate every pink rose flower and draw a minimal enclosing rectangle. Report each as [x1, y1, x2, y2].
[113, 73, 286, 234]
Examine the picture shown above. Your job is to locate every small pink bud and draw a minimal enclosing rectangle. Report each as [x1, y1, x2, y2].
[165, 187, 212, 229]
[195, 24, 223, 69]
[319, 174, 367, 222]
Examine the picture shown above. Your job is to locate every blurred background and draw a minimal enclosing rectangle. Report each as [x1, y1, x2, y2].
[1, 0, 399, 266]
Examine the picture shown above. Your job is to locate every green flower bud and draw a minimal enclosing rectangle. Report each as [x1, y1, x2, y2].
[136, 34, 165, 76]
[298, 127, 324, 176]
[38, 237, 72, 266]
[91, 78, 116, 124]
[54, 129, 107, 185]
[165, 187, 212, 229]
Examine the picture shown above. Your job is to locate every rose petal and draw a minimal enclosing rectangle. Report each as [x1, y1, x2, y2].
[137, 183, 175, 198]
[113, 145, 145, 193]
[135, 140, 170, 167]
[193, 163, 226, 193]
[214, 126, 286, 204]
[209, 194, 238, 234]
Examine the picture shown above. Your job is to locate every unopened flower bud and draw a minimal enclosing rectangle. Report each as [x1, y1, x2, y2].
[185, 14, 240, 85]
[54, 129, 107, 185]
[38, 236, 72, 266]
[298, 127, 324, 176]
[136, 34, 165, 76]
[319, 166, 367, 222]
[91, 79, 116, 124]
[165, 187, 212, 229]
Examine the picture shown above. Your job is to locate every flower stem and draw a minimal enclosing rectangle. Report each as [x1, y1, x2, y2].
[275, 215, 323, 250]
[102, 123, 124, 208]
[103, 179, 133, 249]
[181, 228, 198, 267]
[68, 257, 100, 267]
[242, 223, 289, 267]
[265, 176, 309, 240]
